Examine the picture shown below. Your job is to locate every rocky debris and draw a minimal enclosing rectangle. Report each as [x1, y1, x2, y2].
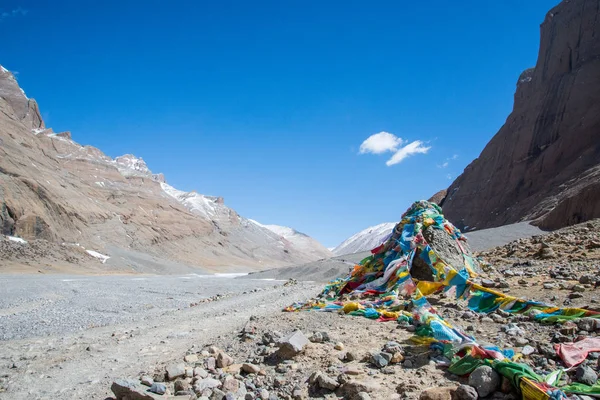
[149, 382, 167, 395]
[453, 384, 478, 400]
[111, 379, 161, 400]
[468, 365, 500, 398]
[308, 331, 330, 343]
[575, 366, 598, 386]
[419, 386, 456, 400]
[216, 351, 234, 368]
[275, 330, 309, 359]
[166, 363, 186, 381]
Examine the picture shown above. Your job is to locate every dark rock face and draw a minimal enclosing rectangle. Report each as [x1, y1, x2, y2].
[442, 0, 600, 231]
[427, 190, 447, 206]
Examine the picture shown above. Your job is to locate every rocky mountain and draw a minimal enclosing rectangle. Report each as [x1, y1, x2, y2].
[332, 222, 396, 256]
[0, 65, 330, 273]
[250, 221, 332, 261]
[441, 0, 600, 231]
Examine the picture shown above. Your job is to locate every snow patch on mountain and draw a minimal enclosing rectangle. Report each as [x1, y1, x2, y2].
[160, 182, 226, 219]
[115, 154, 151, 176]
[251, 220, 332, 259]
[332, 222, 396, 256]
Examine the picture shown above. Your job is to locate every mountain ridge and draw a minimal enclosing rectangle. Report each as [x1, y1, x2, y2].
[0, 65, 331, 272]
[440, 0, 600, 231]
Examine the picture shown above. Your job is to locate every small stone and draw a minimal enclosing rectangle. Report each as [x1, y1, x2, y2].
[216, 352, 234, 368]
[334, 342, 344, 350]
[345, 351, 358, 362]
[522, 345, 535, 356]
[391, 352, 404, 364]
[356, 393, 371, 400]
[276, 330, 310, 359]
[370, 352, 388, 368]
[242, 363, 261, 374]
[572, 284, 586, 293]
[174, 379, 190, 392]
[481, 279, 495, 288]
[345, 366, 362, 375]
[339, 380, 380, 397]
[111, 379, 159, 400]
[211, 388, 226, 400]
[259, 389, 269, 400]
[575, 366, 598, 386]
[419, 386, 456, 400]
[167, 363, 187, 380]
[140, 375, 154, 387]
[149, 382, 167, 395]
[514, 337, 529, 346]
[184, 354, 199, 363]
[468, 365, 500, 398]
[309, 332, 324, 343]
[194, 367, 209, 378]
[205, 357, 216, 370]
[383, 341, 403, 354]
[221, 376, 239, 392]
[193, 378, 221, 393]
[569, 292, 584, 299]
[578, 318, 598, 332]
[317, 374, 340, 391]
[403, 359, 413, 368]
[453, 384, 477, 400]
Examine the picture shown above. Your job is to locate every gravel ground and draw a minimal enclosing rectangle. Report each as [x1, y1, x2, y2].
[0, 274, 290, 341]
[0, 276, 323, 399]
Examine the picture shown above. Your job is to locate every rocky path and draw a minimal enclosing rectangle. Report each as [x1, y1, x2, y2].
[0, 275, 322, 399]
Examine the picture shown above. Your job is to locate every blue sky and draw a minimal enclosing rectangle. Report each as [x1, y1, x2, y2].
[1, 0, 558, 247]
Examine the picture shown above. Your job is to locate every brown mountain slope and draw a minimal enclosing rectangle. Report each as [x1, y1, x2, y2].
[441, 0, 600, 231]
[0, 66, 331, 273]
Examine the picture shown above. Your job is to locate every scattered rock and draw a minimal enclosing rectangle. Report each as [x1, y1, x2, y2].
[419, 386, 456, 400]
[468, 365, 500, 398]
[216, 352, 234, 368]
[193, 378, 221, 393]
[174, 379, 189, 393]
[453, 384, 478, 400]
[184, 354, 199, 363]
[242, 363, 261, 374]
[140, 375, 154, 387]
[149, 382, 166, 395]
[339, 380, 380, 398]
[167, 363, 186, 380]
[111, 379, 160, 400]
[276, 330, 309, 359]
[370, 352, 389, 368]
[575, 366, 598, 386]
[317, 373, 340, 391]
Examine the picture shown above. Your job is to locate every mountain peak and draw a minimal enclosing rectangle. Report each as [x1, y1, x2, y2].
[0, 64, 43, 130]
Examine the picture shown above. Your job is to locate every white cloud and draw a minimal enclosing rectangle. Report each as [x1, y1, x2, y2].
[0, 7, 27, 21]
[359, 131, 403, 155]
[450, 154, 458, 160]
[446, 174, 453, 180]
[437, 161, 449, 168]
[386, 140, 431, 166]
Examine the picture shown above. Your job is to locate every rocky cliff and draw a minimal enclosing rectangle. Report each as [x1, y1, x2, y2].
[441, 0, 600, 231]
[0, 66, 331, 272]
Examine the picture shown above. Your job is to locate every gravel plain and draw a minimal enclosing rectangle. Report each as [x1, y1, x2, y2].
[0, 275, 323, 399]
[0, 273, 290, 341]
